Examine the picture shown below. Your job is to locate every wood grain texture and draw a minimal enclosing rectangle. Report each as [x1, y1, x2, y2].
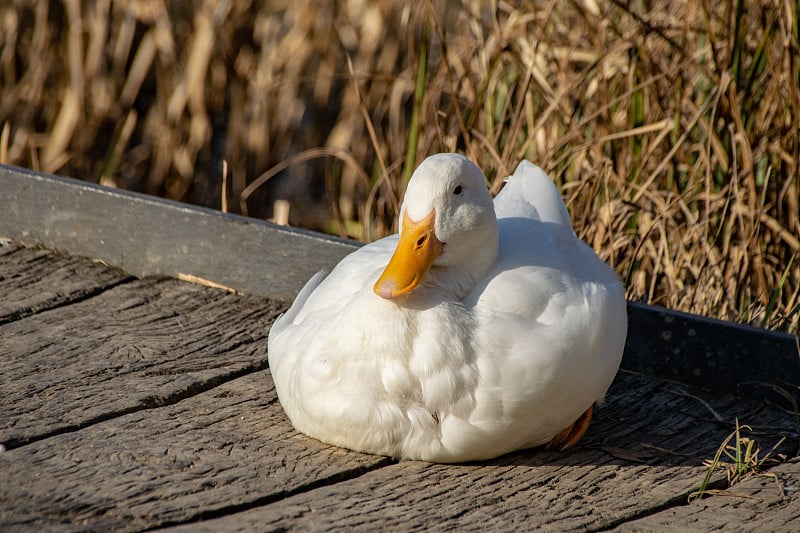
[615, 460, 800, 532]
[0, 241, 129, 324]
[0, 372, 389, 532]
[162, 372, 795, 532]
[0, 276, 285, 447]
[0, 164, 357, 301]
[0, 243, 797, 531]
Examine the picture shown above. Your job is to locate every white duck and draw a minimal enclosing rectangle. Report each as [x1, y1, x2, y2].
[268, 153, 627, 463]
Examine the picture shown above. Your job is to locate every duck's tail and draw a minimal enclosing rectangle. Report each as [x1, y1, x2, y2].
[493, 161, 574, 230]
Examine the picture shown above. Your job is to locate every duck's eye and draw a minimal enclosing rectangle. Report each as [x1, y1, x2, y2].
[453, 184, 463, 195]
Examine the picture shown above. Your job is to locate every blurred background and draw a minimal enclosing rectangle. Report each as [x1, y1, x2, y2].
[0, 0, 798, 333]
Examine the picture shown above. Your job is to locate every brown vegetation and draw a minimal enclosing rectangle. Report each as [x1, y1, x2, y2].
[1, 0, 798, 332]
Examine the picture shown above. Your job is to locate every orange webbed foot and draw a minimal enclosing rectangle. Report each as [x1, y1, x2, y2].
[545, 404, 594, 451]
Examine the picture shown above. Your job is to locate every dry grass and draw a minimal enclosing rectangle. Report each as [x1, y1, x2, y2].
[689, 419, 786, 501]
[1, 0, 798, 332]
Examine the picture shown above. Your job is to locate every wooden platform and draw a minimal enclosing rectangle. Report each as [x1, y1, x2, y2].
[2, 164, 800, 531]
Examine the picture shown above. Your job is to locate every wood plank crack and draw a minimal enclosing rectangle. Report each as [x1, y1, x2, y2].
[1, 275, 287, 448]
[0, 372, 390, 531]
[608, 460, 800, 531]
[0, 243, 134, 325]
[146, 457, 397, 531]
[153, 373, 794, 533]
[2, 356, 273, 450]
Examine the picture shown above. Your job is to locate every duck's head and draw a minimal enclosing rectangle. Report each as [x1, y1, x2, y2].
[374, 153, 499, 300]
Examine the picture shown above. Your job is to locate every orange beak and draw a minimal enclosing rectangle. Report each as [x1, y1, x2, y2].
[373, 210, 444, 299]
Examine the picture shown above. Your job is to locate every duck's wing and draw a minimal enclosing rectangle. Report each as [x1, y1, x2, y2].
[267, 235, 398, 419]
[476, 160, 618, 321]
[457, 162, 627, 450]
[493, 161, 573, 230]
[271, 235, 399, 332]
[271, 269, 329, 331]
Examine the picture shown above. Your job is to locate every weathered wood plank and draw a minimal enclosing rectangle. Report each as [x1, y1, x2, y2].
[624, 301, 800, 398]
[0, 241, 129, 324]
[0, 239, 22, 256]
[0, 372, 389, 532]
[0, 163, 356, 301]
[614, 460, 800, 531]
[0, 276, 285, 448]
[161, 372, 794, 532]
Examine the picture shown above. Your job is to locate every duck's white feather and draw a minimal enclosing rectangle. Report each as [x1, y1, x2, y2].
[268, 154, 626, 463]
[493, 160, 573, 227]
